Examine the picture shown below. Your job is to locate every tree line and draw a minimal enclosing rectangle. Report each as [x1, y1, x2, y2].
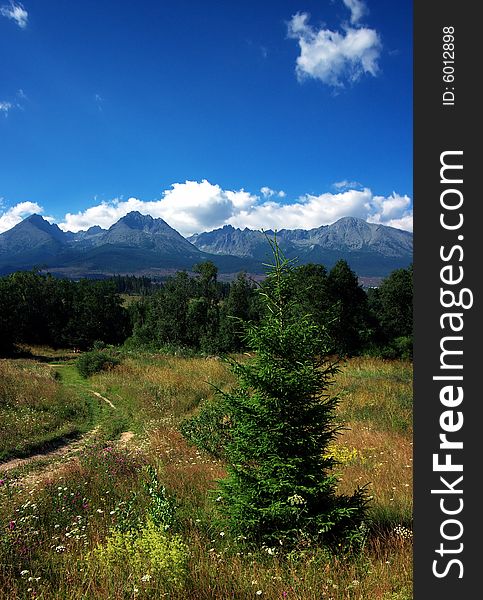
[0, 259, 412, 358]
[0, 272, 129, 354]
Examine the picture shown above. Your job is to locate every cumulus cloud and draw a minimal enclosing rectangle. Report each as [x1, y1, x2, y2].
[287, 1, 381, 88]
[260, 186, 286, 199]
[58, 181, 258, 235]
[342, 0, 367, 25]
[367, 192, 413, 231]
[1, 182, 412, 236]
[54, 180, 412, 236]
[0, 1, 28, 29]
[0, 201, 43, 232]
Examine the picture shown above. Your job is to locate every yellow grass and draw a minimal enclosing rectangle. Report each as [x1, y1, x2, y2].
[0, 354, 413, 599]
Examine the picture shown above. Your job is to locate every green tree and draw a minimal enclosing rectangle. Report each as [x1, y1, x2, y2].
[376, 264, 413, 340]
[218, 272, 259, 351]
[326, 259, 372, 356]
[65, 280, 129, 349]
[217, 241, 368, 549]
[0, 276, 18, 355]
[149, 271, 194, 348]
[189, 261, 221, 352]
[368, 264, 413, 358]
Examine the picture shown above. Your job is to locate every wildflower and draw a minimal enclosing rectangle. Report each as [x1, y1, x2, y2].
[219, 531, 225, 537]
[8, 521, 15, 530]
[141, 574, 151, 582]
[287, 494, 306, 506]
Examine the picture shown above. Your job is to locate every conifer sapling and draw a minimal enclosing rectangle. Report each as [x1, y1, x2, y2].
[217, 238, 368, 550]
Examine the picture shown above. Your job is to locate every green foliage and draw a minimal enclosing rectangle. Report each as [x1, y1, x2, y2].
[263, 260, 374, 357]
[326, 259, 373, 356]
[215, 238, 369, 550]
[218, 272, 261, 351]
[143, 465, 177, 531]
[76, 350, 121, 378]
[180, 398, 232, 459]
[378, 336, 413, 360]
[110, 273, 155, 295]
[87, 520, 189, 589]
[368, 265, 413, 358]
[0, 271, 130, 355]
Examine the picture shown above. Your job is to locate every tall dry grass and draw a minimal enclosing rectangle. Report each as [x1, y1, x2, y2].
[0, 354, 413, 599]
[0, 360, 92, 461]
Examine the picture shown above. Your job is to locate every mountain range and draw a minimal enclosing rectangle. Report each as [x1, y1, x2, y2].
[0, 212, 412, 281]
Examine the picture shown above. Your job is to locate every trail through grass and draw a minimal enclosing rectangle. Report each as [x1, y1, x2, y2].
[0, 358, 134, 473]
[0, 352, 413, 600]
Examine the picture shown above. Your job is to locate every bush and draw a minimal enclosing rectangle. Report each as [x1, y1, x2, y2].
[76, 350, 120, 378]
[393, 336, 413, 360]
[87, 520, 189, 591]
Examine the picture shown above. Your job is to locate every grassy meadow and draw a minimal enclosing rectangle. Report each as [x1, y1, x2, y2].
[0, 350, 412, 599]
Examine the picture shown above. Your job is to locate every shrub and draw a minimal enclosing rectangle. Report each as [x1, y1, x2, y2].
[76, 350, 120, 378]
[393, 336, 413, 360]
[87, 520, 189, 590]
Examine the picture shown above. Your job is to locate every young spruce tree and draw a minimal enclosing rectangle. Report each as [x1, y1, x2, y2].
[217, 239, 368, 550]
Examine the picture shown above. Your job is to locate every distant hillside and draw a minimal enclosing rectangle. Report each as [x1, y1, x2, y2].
[0, 213, 412, 278]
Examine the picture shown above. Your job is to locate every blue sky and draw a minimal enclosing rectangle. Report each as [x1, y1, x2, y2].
[0, 0, 412, 235]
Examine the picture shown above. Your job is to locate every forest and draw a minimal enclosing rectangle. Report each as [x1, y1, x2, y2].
[0, 259, 412, 360]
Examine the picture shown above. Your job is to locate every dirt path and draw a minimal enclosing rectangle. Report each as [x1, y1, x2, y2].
[0, 426, 101, 475]
[88, 389, 116, 409]
[0, 365, 134, 480]
[0, 427, 136, 484]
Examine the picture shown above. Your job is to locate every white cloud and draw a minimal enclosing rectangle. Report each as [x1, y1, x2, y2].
[0, 1, 28, 29]
[0, 101, 13, 116]
[342, 0, 367, 25]
[260, 186, 286, 199]
[333, 179, 363, 190]
[1, 183, 412, 236]
[55, 180, 412, 236]
[0, 201, 43, 232]
[287, 2, 381, 88]
[59, 181, 259, 235]
[0, 90, 26, 116]
[367, 192, 413, 231]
